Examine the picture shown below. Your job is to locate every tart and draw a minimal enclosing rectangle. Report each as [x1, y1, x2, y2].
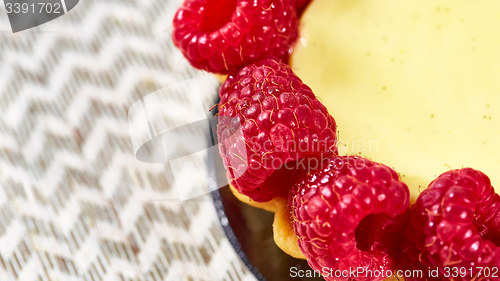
[227, 0, 500, 279]
[172, 0, 500, 279]
[231, 0, 500, 257]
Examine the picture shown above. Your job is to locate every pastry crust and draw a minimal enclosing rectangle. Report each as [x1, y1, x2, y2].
[228, 184, 306, 259]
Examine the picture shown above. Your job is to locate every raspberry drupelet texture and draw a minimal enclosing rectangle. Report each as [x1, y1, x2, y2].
[289, 155, 410, 281]
[217, 58, 338, 202]
[172, 0, 299, 74]
[400, 168, 500, 281]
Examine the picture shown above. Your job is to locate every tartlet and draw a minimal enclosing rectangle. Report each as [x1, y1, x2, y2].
[172, 0, 500, 279]
[229, 0, 500, 278]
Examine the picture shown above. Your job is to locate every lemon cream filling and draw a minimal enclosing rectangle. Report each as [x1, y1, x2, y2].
[291, 0, 500, 201]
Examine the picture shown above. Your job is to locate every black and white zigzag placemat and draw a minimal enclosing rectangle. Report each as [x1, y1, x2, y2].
[0, 0, 257, 280]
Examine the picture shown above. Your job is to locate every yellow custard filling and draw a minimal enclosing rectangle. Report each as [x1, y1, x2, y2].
[291, 0, 500, 202]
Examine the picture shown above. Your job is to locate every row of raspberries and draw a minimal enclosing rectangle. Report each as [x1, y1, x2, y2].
[172, 1, 500, 280]
[215, 59, 500, 281]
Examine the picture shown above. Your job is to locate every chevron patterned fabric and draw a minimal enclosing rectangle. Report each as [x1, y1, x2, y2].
[0, 0, 257, 280]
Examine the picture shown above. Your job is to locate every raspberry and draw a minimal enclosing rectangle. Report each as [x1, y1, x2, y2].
[172, 0, 299, 74]
[217, 58, 338, 202]
[400, 168, 500, 281]
[289, 155, 410, 281]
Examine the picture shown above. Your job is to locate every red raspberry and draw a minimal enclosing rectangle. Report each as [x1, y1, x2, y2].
[289, 156, 410, 281]
[400, 168, 500, 281]
[217, 58, 337, 202]
[172, 0, 299, 74]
